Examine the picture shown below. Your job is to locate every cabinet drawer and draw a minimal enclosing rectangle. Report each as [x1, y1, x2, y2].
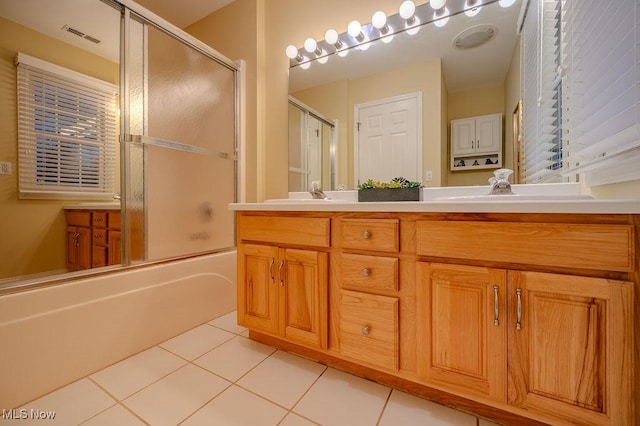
[340, 290, 398, 370]
[341, 253, 398, 292]
[92, 212, 108, 228]
[340, 219, 399, 252]
[92, 229, 108, 245]
[92, 246, 107, 267]
[416, 221, 634, 272]
[66, 211, 91, 227]
[108, 211, 121, 230]
[238, 216, 330, 247]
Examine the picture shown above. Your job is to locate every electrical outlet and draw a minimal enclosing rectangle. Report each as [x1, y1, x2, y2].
[0, 161, 12, 175]
[425, 170, 433, 182]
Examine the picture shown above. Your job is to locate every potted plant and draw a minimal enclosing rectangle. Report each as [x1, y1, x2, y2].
[357, 177, 422, 202]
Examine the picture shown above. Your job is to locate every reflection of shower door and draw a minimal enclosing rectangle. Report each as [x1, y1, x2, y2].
[123, 11, 238, 262]
[355, 92, 421, 186]
[306, 115, 322, 189]
[288, 106, 322, 192]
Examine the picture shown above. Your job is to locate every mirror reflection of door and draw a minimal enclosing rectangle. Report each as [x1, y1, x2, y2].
[355, 92, 422, 186]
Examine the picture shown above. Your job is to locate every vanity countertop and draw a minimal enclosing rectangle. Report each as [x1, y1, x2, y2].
[228, 198, 640, 214]
[64, 203, 120, 210]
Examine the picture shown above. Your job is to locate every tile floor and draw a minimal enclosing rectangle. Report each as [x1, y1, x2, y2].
[5, 311, 503, 426]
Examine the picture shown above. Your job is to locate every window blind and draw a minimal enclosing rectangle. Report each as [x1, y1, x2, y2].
[561, 0, 640, 186]
[16, 53, 118, 199]
[521, 0, 564, 183]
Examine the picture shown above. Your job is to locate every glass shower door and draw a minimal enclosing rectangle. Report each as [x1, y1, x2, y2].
[122, 11, 237, 262]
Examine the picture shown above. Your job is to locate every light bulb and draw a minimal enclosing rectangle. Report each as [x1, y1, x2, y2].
[464, 0, 482, 17]
[285, 45, 299, 60]
[399, 1, 416, 19]
[433, 7, 450, 27]
[304, 38, 317, 54]
[300, 60, 310, 70]
[348, 20, 363, 38]
[372, 11, 387, 29]
[406, 16, 421, 35]
[317, 55, 328, 64]
[430, 0, 447, 9]
[498, 0, 516, 7]
[324, 29, 338, 45]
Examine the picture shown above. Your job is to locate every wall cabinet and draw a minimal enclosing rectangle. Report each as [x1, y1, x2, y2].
[237, 215, 330, 350]
[450, 113, 502, 171]
[236, 211, 637, 426]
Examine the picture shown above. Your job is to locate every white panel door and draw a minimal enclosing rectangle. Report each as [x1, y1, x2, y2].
[356, 93, 421, 185]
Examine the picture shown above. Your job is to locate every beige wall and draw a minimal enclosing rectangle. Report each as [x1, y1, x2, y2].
[293, 60, 444, 188]
[446, 85, 505, 187]
[0, 17, 119, 279]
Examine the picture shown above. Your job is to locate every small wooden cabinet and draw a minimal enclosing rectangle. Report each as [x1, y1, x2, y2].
[237, 215, 330, 350]
[451, 113, 502, 171]
[65, 208, 121, 272]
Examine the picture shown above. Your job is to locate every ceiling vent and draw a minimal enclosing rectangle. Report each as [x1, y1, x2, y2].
[453, 25, 497, 49]
[61, 25, 102, 44]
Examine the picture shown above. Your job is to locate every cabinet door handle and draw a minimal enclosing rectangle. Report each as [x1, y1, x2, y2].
[362, 231, 370, 239]
[516, 288, 523, 330]
[269, 257, 275, 283]
[361, 325, 371, 335]
[362, 268, 370, 277]
[278, 260, 285, 287]
[493, 285, 499, 326]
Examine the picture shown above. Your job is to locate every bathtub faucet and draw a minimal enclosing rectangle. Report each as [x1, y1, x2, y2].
[488, 169, 514, 195]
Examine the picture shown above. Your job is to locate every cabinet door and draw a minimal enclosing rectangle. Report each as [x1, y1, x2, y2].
[66, 226, 79, 271]
[108, 231, 122, 265]
[451, 118, 476, 155]
[417, 263, 507, 402]
[280, 248, 328, 349]
[237, 244, 279, 334]
[507, 271, 633, 425]
[76, 227, 91, 270]
[475, 114, 501, 154]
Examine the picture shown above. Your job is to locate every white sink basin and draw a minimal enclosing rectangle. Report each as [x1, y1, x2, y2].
[434, 194, 593, 201]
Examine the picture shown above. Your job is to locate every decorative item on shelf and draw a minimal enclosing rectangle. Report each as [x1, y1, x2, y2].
[357, 177, 422, 202]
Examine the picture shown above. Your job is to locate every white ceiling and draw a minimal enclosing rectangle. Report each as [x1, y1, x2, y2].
[133, 0, 234, 28]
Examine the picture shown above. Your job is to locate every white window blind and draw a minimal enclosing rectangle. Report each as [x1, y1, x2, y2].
[561, 0, 640, 186]
[16, 53, 118, 199]
[521, 0, 564, 183]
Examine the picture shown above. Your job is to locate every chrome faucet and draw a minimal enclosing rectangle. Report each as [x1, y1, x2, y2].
[310, 180, 329, 199]
[488, 168, 514, 195]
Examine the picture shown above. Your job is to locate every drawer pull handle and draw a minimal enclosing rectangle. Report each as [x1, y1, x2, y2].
[362, 268, 370, 277]
[269, 257, 275, 283]
[278, 260, 285, 287]
[516, 288, 522, 330]
[493, 285, 499, 326]
[362, 231, 370, 240]
[361, 325, 370, 335]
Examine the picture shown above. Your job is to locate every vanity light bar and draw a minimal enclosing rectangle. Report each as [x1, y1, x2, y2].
[286, 0, 509, 69]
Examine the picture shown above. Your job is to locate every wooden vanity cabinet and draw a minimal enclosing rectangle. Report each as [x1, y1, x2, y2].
[236, 214, 330, 350]
[65, 209, 121, 271]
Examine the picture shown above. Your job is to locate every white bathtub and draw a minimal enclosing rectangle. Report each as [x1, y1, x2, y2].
[0, 250, 237, 408]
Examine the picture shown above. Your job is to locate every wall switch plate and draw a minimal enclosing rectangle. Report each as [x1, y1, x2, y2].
[425, 170, 433, 182]
[0, 161, 12, 175]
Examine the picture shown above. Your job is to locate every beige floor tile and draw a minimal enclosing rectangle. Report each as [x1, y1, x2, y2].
[16, 379, 115, 425]
[208, 310, 247, 335]
[238, 350, 326, 409]
[160, 324, 235, 360]
[81, 404, 145, 425]
[379, 390, 477, 426]
[293, 368, 391, 426]
[194, 335, 275, 382]
[279, 412, 320, 426]
[90, 346, 186, 400]
[122, 364, 230, 426]
[182, 385, 287, 426]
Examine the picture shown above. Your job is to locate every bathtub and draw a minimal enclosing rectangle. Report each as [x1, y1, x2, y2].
[0, 250, 237, 408]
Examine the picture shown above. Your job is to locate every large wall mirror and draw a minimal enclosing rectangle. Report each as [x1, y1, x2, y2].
[288, 0, 521, 190]
[0, 0, 238, 289]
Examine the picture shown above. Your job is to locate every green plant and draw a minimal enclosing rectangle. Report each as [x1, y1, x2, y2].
[358, 177, 421, 189]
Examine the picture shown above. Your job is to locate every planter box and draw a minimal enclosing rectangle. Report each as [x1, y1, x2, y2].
[358, 187, 422, 202]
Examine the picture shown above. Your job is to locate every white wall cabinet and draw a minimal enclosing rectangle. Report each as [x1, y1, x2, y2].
[451, 113, 502, 171]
